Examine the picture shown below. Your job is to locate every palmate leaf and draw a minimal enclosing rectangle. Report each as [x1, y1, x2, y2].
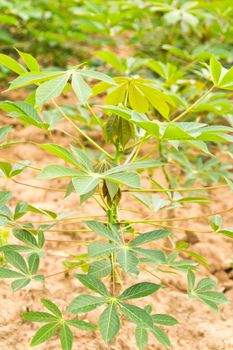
[99, 304, 120, 343]
[24, 298, 96, 350]
[119, 282, 161, 300]
[188, 272, 228, 311]
[104, 106, 233, 143]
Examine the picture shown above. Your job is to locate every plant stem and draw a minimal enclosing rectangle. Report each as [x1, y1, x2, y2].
[172, 86, 215, 122]
[52, 100, 114, 160]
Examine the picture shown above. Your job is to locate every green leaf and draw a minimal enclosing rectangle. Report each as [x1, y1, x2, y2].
[0, 126, 12, 142]
[70, 146, 93, 171]
[0, 267, 25, 279]
[79, 69, 115, 84]
[99, 304, 120, 343]
[88, 260, 112, 278]
[129, 83, 149, 112]
[28, 253, 40, 274]
[35, 73, 70, 107]
[41, 299, 62, 317]
[196, 278, 217, 292]
[138, 84, 170, 119]
[130, 230, 170, 247]
[197, 291, 228, 304]
[72, 175, 100, 196]
[219, 66, 233, 90]
[0, 53, 26, 74]
[117, 248, 139, 274]
[95, 50, 123, 72]
[9, 71, 65, 90]
[76, 274, 110, 296]
[0, 101, 42, 127]
[151, 325, 171, 348]
[12, 278, 30, 291]
[16, 49, 40, 71]
[0, 162, 12, 177]
[105, 172, 140, 188]
[120, 303, 154, 328]
[210, 56, 222, 86]
[30, 323, 59, 346]
[134, 248, 166, 263]
[40, 164, 83, 179]
[210, 215, 222, 231]
[4, 251, 28, 274]
[104, 160, 162, 175]
[0, 191, 12, 208]
[119, 282, 161, 300]
[72, 73, 92, 104]
[13, 229, 38, 247]
[60, 324, 73, 350]
[88, 242, 117, 257]
[198, 298, 218, 312]
[152, 314, 178, 326]
[39, 144, 80, 167]
[67, 319, 96, 331]
[106, 84, 128, 106]
[67, 294, 105, 314]
[135, 326, 148, 350]
[85, 220, 122, 244]
[23, 312, 58, 322]
[218, 228, 233, 239]
[187, 270, 195, 290]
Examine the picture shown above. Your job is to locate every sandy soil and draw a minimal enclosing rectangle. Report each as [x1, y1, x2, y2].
[0, 107, 233, 350]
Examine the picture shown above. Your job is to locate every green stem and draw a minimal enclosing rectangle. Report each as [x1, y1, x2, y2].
[172, 85, 215, 122]
[52, 100, 114, 160]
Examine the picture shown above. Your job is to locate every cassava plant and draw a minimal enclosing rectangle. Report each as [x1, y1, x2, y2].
[0, 50, 233, 350]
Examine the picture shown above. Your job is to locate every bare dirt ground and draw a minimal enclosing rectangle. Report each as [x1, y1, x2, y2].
[0, 102, 233, 350]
